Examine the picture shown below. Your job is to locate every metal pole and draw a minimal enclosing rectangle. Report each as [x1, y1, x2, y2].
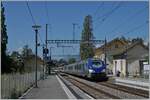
[62, 46, 64, 56]
[45, 24, 48, 75]
[46, 24, 48, 49]
[49, 47, 54, 75]
[42, 45, 45, 80]
[126, 45, 128, 77]
[49, 47, 51, 60]
[72, 23, 78, 40]
[32, 25, 41, 88]
[104, 37, 107, 73]
[73, 23, 75, 40]
[35, 29, 38, 88]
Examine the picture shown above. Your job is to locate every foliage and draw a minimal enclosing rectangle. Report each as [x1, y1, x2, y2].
[1, 3, 9, 73]
[131, 37, 143, 43]
[80, 15, 95, 60]
[1, 4, 24, 74]
[10, 88, 18, 99]
[58, 59, 68, 65]
[68, 58, 76, 64]
[11, 51, 20, 58]
[10, 45, 34, 73]
[21, 45, 33, 58]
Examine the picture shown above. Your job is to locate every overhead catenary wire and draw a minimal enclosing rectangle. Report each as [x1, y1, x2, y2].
[38, 32, 44, 44]
[93, 2, 104, 18]
[26, 1, 44, 44]
[26, 1, 36, 25]
[113, 20, 148, 39]
[108, 6, 148, 36]
[94, 2, 122, 30]
[93, 2, 116, 22]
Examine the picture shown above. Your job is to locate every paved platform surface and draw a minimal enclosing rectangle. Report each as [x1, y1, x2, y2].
[115, 77, 149, 91]
[22, 74, 69, 99]
[115, 77, 149, 86]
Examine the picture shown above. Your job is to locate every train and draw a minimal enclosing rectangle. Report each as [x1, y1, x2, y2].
[60, 58, 108, 80]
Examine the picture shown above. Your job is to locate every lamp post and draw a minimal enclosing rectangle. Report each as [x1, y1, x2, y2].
[32, 25, 41, 88]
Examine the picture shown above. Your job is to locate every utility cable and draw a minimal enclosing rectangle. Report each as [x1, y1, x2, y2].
[113, 20, 148, 39]
[93, 2, 104, 18]
[26, 1, 36, 25]
[26, 1, 44, 44]
[94, 2, 121, 30]
[108, 6, 148, 36]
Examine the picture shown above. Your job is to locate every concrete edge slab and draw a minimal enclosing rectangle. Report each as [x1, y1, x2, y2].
[56, 75, 76, 99]
[19, 85, 34, 99]
[58, 74, 94, 99]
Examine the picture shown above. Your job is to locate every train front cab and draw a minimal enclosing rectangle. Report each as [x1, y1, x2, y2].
[87, 59, 108, 81]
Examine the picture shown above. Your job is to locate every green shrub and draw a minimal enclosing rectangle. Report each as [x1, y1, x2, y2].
[10, 88, 18, 99]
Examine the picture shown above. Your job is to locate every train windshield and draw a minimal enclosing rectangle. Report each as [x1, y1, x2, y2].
[92, 61, 102, 68]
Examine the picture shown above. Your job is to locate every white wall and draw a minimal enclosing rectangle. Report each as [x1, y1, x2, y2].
[128, 60, 140, 76]
[113, 59, 126, 77]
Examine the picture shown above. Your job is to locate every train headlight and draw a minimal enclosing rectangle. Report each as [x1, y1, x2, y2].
[89, 69, 95, 73]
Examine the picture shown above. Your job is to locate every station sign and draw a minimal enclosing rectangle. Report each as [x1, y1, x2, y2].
[144, 64, 150, 71]
[43, 48, 49, 54]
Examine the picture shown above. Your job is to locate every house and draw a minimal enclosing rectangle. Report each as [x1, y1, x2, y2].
[112, 41, 149, 77]
[94, 38, 128, 72]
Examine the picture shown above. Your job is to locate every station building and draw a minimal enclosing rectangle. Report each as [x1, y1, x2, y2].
[112, 41, 149, 78]
[94, 38, 128, 74]
[94, 38, 149, 78]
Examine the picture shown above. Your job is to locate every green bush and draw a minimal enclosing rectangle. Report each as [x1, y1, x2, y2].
[10, 88, 18, 99]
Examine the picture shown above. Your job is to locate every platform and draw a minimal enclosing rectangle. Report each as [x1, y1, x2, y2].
[20, 74, 76, 99]
[114, 77, 149, 91]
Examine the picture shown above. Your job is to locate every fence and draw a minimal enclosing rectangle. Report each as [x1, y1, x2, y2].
[1, 71, 43, 99]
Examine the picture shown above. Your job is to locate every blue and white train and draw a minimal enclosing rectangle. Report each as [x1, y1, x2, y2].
[61, 58, 108, 80]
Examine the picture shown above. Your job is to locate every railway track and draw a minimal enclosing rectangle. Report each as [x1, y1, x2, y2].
[98, 81, 149, 98]
[60, 73, 148, 99]
[62, 75, 120, 99]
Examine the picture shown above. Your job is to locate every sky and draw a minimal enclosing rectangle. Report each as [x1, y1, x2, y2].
[3, 1, 149, 58]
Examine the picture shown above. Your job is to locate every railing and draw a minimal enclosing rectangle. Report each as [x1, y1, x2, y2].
[1, 71, 43, 99]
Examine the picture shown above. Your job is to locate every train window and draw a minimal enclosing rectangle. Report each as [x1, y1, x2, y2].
[79, 64, 81, 69]
[82, 64, 84, 70]
[92, 61, 102, 68]
[78, 64, 80, 70]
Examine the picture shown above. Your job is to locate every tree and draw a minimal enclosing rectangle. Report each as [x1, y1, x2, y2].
[21, 45, 33, 58]
[1, 3, 9, 73]
[11, 51, 25, 73]
[68, 58, 76, 64]
[11, 51, 21, 59]
[80, 15, 94, 60]
[131, 37, 143, 43]
[58, 59, 68, 65]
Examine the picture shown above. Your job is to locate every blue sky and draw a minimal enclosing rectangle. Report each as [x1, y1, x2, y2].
[3, 1, 149, 58]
